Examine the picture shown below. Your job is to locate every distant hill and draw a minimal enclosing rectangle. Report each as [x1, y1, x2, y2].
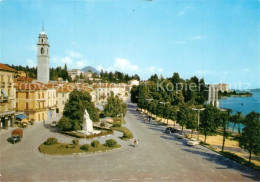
[81, 66, 100, 74]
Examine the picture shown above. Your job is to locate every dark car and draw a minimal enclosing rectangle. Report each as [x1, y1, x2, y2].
[10, 135, 21, 144]
[165, 127, 179, 134]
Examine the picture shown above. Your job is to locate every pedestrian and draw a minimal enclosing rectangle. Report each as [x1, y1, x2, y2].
[134, 138, 139, 147]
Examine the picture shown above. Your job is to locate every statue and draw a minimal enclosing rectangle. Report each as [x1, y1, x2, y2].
[82, 109, 93, 132]
[77, 109, 100, 135]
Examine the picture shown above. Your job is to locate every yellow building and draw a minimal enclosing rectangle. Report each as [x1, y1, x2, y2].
[0, 63, 16, 130]
[16, 82, 47, 122]
[56, 85, 70, 114]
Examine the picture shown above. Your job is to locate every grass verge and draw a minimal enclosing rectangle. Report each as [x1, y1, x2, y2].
[110, 126, 134, 140]
[39, 143, 121, 155]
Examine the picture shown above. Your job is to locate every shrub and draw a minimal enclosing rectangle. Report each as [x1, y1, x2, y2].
[73, 122, 81, 131]
[72, 139, 79, 145]
[45, 137, 58, 145]
[91, 140, 100, 148]
[113, 123, 122, 127]
[80, 144, 91, 151]
[105, 139, 117, 147]
[100, 122, 106, 128]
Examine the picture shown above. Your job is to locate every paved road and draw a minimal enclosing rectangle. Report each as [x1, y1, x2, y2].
[1, 101, 260, 181]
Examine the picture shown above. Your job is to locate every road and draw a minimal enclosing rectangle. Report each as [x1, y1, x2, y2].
[0, 101, 260, 181]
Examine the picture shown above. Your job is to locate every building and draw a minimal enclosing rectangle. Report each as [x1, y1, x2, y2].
[16, 71, 27, 77]
[68, 69, 84, 80]
[55, 86, 70, 114]
[128, 79, 140, 86]
[216, 83, 230, 93]
[45, 84, 57, 119]
[16, 82, 48, 122]
[0, 63, 16, 130]
[37, 27, 50, 84]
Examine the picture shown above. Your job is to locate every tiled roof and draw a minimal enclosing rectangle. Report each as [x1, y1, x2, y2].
[15, 76, 34, 82]
[0, 63, 16, 72]
[16, 82, 47, 91]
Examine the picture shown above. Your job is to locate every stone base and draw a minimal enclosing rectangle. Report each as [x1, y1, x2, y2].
[76, 130, 101, 136]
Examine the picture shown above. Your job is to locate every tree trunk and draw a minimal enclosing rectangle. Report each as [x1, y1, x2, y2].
[204, 135, 207, 143]
[249, 150, 252, 163]
[232, 122, 236, 132]
[238, 123, 241, 134]
[222, 125, 226, 152]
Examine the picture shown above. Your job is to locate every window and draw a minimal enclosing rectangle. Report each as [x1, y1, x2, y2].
[38, 93, 40, 99]
[56, 101, 58, 105]
[16, 102, 18, 109]
[62, 101, 65, 105]
[38, 103, 40, 109]
[8, 89, 10, 96]
[38, 114, 40, 121]
[62, 93, 64, 97]
[42, 39, 43, 43]
[42, 92, 44, 98]
[42, 113, 44, 120]
[16, 92, 18, 98]
[26, 92, 29, 99]
[1, 75, 3, 82]
[8, 76, 10, 83]
[26, 102, 29, 110]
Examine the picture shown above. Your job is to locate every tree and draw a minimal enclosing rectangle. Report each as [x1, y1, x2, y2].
[103, 93, 127, 118]
[130, 85, 139, 103]
[177, 104, 192, 133]
[239, 111, 260, 162]
[200, 105, 221, 143]
[220, 110, 231, 151]
[58, 90, 99, 131]
[185, 109, 197, 138]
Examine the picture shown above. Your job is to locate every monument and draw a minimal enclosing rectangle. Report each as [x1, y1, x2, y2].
[207, 84, 219, 108]
[77, 109, 101, 135]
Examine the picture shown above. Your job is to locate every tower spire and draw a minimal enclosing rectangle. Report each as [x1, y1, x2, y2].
[42, 21, 44, 32]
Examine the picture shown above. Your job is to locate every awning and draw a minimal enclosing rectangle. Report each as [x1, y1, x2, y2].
[15, 114, 28, 120]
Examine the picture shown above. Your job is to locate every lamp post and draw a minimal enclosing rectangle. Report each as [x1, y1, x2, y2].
[192, 108, 205, 140]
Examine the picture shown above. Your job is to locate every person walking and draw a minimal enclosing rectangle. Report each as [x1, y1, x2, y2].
[134, 138, 139, 147]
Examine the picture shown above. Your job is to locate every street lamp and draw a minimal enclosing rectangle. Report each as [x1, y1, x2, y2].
[192, 108, 205, 140]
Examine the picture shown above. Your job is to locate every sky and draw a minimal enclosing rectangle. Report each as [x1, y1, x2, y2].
[0, 0, 259, 89]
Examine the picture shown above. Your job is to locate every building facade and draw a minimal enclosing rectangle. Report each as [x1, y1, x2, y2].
[37, 27, 50, 84]
[16, 82, 47, 122]
[0, 63, 16, 130]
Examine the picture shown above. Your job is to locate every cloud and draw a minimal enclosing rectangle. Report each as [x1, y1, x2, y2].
[173, 40, 187, 44]
[26, 59, 37, 68]
[190, 35, 205, 40]
[149, 66, 163, 74]
[177, 11, 185, 16]
[61, 56, 73, 64]
[51, 51, 88, 69]
[98, 58, 139, 73]
[68, 51, 82, 58]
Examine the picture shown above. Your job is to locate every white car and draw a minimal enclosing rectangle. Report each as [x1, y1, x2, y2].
[177, 133, 185, 139]
[187, 138, 200, 146]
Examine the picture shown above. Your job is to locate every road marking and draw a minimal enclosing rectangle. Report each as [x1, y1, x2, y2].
[144, 178, 153, 180]
[220, 174, 227, 179]
[200, 163, 205, 167]
[128, 178, 138, 181]
[161, 177, 169, 179]
[209, 168, 215, 172]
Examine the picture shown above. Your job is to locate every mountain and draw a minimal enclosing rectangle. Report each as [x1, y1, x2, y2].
[81, 66, 100, 74]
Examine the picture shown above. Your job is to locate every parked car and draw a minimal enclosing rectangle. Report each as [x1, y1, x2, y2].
[165, 127, 179, 134]
[51, 121, 57, 127]
[10, 128, 23, 144]
[10, 135, 21, 144]
[177, 133, 185, 139]
[187, 138, 200, 146]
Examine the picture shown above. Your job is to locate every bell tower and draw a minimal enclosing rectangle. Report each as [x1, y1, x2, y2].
[37, 26, 50, 83]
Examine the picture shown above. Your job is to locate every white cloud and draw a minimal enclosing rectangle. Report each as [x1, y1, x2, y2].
[68, 51, 82, 58]
[76, 60, 87, 68]
[190, 35, 205, 40]
[26, 59, 37, 68]
[149, 66, 163, 74]
[98, 58, 139, 73]
[61, 56, 73, 65]
[173, 40, 187, 44]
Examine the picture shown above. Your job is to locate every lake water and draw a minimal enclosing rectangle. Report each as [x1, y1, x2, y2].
[219, 90, 260, 132]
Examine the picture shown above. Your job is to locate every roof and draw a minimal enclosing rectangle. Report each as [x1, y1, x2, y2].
[16, 82, 47, 91]
[0, 63, 16, 72]
[15, 76, 34, 82]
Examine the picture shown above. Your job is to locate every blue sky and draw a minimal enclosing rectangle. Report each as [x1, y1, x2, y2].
[0, 0, 259, 88]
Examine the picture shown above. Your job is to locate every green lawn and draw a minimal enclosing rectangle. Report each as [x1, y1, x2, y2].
[110, 126, 134, 140]
[39, 143, 121, 155]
